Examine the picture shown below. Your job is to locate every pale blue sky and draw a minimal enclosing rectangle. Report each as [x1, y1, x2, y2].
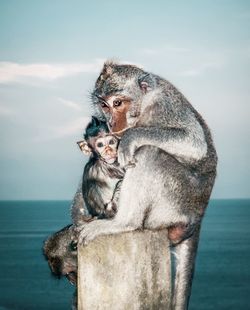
[0, 0, 249, 199]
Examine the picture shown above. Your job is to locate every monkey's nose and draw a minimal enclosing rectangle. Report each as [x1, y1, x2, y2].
[105, 147, 112, 154]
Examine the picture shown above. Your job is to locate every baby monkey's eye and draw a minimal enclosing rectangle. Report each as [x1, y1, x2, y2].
[113, 99, 122, 107]
[97, 142, 104, 148]
[109, 139, 116, 145]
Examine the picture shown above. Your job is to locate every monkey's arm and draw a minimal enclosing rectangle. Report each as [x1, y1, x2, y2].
[118, 123, 207, 167]
[112, 180, 123, 205]
[104, 180, 123, 218]
[71, 181, 92, 226]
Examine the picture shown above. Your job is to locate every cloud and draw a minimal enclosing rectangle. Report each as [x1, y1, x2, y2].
[179, 61, 223, 77]
[0, 105, 15, 116]
[56, 97, 83, 111]
[53, 116, 90, 138]
[0, 59, 105, 84]
[32, 116, 91, 142]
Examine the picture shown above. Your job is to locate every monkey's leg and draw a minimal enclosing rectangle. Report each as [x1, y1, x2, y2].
[172, 225, 201, 310]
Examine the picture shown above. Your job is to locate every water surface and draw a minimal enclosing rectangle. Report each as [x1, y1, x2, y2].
[0, 199, 249, 309]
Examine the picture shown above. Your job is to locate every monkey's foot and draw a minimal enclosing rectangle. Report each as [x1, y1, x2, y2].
[79, 220, 135, 245]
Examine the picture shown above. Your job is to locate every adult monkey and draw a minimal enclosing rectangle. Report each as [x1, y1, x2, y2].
[79, 61, 217, 309]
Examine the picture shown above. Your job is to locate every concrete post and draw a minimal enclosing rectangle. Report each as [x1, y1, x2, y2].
[78, 230, 171, 310]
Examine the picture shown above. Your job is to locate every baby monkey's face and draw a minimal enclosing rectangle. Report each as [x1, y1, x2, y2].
[95, 135, 118, 164]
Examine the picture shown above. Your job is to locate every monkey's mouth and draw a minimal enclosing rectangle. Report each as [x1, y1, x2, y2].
[66, 272, 77, 285]
[104, 156, 117, 164]
[111, 124, 136, 138]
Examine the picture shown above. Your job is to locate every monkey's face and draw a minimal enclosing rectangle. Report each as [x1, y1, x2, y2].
[98, 95, 135, 135]
[43, 225, 78, 286]
[92, 61, 155, 136]
[94, 135, 118, 164]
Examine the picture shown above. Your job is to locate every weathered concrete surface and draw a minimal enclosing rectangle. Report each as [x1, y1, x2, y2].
[78, 230, 171, 310]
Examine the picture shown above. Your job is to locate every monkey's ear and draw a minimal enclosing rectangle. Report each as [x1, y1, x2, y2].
[138, 72, 156, 93]
[100, 61, 115, 80]
[77, 140, 92, 156]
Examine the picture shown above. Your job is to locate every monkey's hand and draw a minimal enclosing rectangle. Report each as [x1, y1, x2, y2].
[78, 219, 112, 245]
[104, 201, 117, 218]
[118, 129, 138, 168]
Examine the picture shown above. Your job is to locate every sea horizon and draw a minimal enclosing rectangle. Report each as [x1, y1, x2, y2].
[0, 197, 249, 202]
[0, 199, 249, 309]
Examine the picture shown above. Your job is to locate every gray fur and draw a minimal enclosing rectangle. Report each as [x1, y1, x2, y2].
[82, 156, 124, 220]
[71, 168, 123, 226]
[71, 119, 125, 226]
[79, 61, 217, 310]
[71, 182, 93, 226]
[43, 225, 79, 309]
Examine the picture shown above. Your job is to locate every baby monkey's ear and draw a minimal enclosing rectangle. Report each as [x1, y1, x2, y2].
[77, 140, 92, 156]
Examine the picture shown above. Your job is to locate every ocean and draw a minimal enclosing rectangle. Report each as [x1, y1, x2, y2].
[0, 199, 249, 310]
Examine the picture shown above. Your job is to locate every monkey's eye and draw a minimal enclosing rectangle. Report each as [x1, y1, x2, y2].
[97, 142, 104, 148]
[70, 241, 77, 252]
[109, 139, 116, 145]
[113, 100, 122, 107]
[100, 102, 109, 110]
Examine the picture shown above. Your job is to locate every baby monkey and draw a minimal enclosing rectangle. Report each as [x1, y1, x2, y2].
[76, 116, 124, 223]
